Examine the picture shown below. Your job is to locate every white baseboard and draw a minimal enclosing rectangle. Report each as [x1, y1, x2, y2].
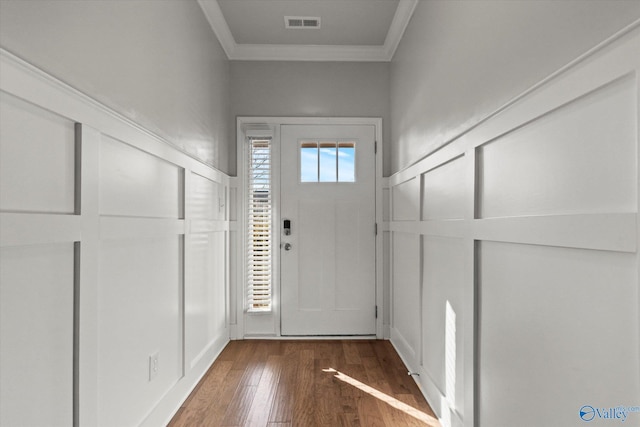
[140, 333, 229, 427]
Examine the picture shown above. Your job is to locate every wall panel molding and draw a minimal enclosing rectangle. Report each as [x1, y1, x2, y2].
[0, 49, 231, 427]
[389, 213, 636, 253]
[0, 49, 224, 177]
[0, 213, 81, 247]
[388, 24, 640, 427]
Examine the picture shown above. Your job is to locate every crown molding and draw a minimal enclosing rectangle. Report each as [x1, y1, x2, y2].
[231, 43, 389, 62]
[197, 0, 237, 58]
[383, 0, 418, 60]
[197, 0, 417, 62]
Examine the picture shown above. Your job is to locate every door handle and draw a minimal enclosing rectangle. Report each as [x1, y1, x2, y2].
[283, 243, 292, 251]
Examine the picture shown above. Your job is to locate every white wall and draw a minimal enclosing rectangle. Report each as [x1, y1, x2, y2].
[0, 0, 231, 173]
[230, 61, 391, 176]
[230, 61, 391, 336]
[0, 50, 231, 427]
[389, 4, 640, 426]
[390, 0, 640, 174]
[0, 2, 231, 425]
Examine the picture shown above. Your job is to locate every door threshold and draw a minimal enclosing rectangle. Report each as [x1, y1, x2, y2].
[243, 335, 378, 340]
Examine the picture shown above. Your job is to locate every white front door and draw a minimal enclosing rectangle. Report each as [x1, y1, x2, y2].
[280, 124, 376, 336]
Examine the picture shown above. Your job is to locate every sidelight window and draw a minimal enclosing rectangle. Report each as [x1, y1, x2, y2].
[247, 137, 272, 311]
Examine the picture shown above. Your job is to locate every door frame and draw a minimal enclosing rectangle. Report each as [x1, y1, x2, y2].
[235, 117, 384, 339]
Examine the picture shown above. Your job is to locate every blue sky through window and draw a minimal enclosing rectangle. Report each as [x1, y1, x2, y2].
[300, 146, 318, 182]
[338, 145, 355, 182]
[300, 141, 356, 182]
[319, 145, 337, 182]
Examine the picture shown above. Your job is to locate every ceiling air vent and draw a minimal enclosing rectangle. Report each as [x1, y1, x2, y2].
[285, 16, 321, 29]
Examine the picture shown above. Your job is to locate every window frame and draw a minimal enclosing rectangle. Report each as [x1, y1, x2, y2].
[298, 139, 357, 183]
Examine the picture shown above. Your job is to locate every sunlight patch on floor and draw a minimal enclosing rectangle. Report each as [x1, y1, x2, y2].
[323, 368, 442, 426]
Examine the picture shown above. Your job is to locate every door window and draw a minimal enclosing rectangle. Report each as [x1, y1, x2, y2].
[300, 141, 356, 183]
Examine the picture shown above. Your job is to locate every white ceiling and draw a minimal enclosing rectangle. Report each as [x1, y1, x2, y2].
[197, 0, 418, 61]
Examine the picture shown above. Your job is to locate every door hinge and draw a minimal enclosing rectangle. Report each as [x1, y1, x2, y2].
[375, 305, 378, 319]
[374, 141, 378, 154]
[375, 223, 378, 235]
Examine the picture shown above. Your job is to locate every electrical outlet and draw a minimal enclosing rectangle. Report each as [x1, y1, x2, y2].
[149, 351, 159, 381]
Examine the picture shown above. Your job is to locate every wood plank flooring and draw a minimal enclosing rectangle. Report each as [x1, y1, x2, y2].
[168, 340, 440, 427]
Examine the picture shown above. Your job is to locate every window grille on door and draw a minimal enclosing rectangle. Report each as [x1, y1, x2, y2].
[247, 137, 273, 311]
[300, 141, 356, 182]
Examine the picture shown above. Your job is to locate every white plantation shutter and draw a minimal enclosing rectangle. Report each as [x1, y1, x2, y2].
[247, 137, 272, 311]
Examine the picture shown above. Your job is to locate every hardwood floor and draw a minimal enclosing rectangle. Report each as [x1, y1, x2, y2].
[168, 340, 440, 427]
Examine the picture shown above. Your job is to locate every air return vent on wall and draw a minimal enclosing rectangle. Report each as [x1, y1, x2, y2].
[285, 16, 321, 29]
